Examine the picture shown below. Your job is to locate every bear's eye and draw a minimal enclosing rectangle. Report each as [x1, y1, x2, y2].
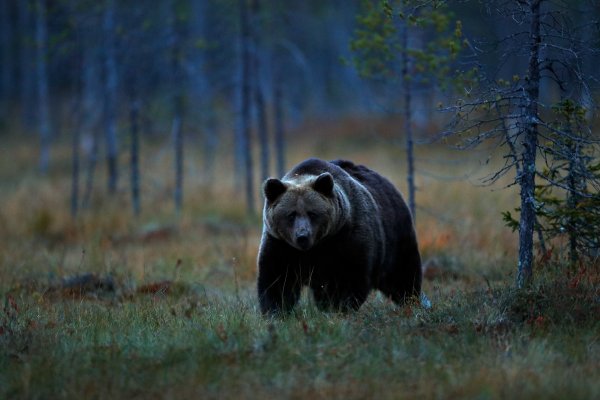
[307, 211, 318, 220]
[287, 212, 297, 222]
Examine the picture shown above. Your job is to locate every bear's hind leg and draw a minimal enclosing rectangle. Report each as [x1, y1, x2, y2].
[383, 268, 421, 306]
[381, 246, 422, 306]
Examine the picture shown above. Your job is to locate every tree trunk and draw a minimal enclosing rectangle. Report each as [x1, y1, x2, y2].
[35, 0, 50, 173]
[203, 113, 218, 186]
[170, 0, 185, 215]
[70, 99, 80, 218]
[400, 17, 416, 221]
[190, 0, 217, 186]
[517, 0, 541, 288]
[567, 157, 578, 266]
[251, 0, 270, 183]
[566, 137, 583, 266]
[173, 106, 183, 214]
[273, 78, 285, 178]
[129, 96, 140, 216]
[103, 0, 118, 194]
[18, 0, 35, 131]
[233, 1, 244, 189]
[1, 0, 13, 114]
[240, 0, 255, 215]
[82, 125, 99, 209]
[81, 24, 100, 210]
[255, 68, 269, 182]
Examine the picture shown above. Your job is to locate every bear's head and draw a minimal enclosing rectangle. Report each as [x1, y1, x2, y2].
[262, 172, 348, 251]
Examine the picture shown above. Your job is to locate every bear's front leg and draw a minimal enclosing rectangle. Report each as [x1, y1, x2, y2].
[257, 267, 301, 315]
[312, 245, 373, 312]
[309, 257, 371, 312]
[257, 236, 302, 315]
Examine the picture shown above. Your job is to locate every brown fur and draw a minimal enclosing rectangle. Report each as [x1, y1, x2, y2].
[257, 158, 422, 315]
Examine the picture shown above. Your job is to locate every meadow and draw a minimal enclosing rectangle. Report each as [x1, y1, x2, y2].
[1, 118, 598, 399]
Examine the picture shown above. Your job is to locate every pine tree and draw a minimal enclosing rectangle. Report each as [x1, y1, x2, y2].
[351, 0, 464, 222]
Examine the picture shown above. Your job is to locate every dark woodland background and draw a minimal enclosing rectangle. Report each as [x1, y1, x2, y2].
[1, 1, 599, 398]
[2, 0, 598, 201]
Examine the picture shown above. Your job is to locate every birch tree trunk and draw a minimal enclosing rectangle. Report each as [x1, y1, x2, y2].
[517, 0, 541, 288]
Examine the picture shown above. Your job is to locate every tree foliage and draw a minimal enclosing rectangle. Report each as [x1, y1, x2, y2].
[350, 0, 467, 221]
[534, 100, 599, 263]
[350, 0, 465, 87]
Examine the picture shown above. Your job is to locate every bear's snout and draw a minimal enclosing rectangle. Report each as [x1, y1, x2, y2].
[294, 217, 313, 250]
[295, 232, 311, 250]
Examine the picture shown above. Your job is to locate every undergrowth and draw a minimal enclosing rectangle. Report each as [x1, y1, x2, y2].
[1, 264, 598, 399]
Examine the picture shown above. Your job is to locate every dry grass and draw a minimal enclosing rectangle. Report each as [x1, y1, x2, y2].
[0, 117, 519, 290]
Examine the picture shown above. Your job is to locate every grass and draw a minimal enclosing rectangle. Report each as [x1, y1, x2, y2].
[2, 277, 598, 399]
[1, 117, 598, 399]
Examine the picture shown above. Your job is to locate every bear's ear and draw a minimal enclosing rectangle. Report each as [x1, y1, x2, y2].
[263, 178, 287, 202]
[313, 172, 334, 196]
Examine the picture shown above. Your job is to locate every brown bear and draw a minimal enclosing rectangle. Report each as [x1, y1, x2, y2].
[257, 158, 422, 315]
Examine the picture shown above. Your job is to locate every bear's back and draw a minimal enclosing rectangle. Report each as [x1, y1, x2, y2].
[329, 159, 407, 214]
[330, 160, 382, 191]
[330, 159, 417, 270]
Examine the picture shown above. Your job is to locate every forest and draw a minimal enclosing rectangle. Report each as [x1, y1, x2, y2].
[1, 0, 599, 398]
